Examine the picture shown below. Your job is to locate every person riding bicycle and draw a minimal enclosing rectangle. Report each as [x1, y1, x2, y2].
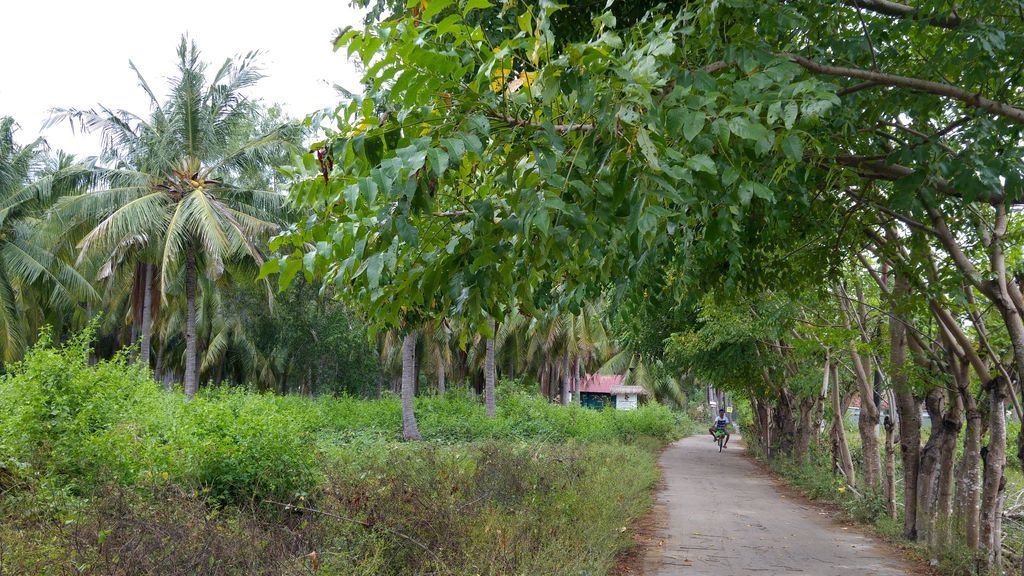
[709, 408, 730, 448]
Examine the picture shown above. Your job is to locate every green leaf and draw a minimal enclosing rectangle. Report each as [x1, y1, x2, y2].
[685, 154, 716, 174]
[783, 103, 799, 130]
[366, 254, 384, 288]
[258, 258, 280, 280]
[428, 148, 450, 176]
[780, 134, 803, 162]
[463, 0, 492, 15]
[422, 0, 453, 20]
[636, 128, 661, 170]
[682, 110, 706, 142]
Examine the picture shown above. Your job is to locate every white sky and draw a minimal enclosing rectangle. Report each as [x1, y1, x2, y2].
[0, 0, 366, 157]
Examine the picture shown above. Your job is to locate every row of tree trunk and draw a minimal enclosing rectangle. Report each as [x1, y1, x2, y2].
[746, 271, 1015, 571]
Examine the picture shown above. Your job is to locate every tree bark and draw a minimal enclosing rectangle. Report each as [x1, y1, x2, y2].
[437, 363, 446, 395]
[183, 252, 199, 399]
[932, 386, 961, 549]
[814, 354, 830, 450]
[883, 414, 897, 518]
[139, 263, 154, 369]
[485, 318, 496, 417]
[561, 349, 571, 406]
[890, 273, 920, 540]
[831, 364, 856, 487]
[401, 331, 422, 440]
[980, 376, 1007, 566]
[915, 388, 945, 544]
[838, 288, 882, 490]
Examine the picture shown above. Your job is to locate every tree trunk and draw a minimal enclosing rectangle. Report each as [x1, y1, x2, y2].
[831, 364, 856, 487]
[485, 318, 496, 417]
[932, 386, 962, 549]
[561, 349, 571, 406]
[815, 354, 830, 450]
[437, 363, 446, 395]
[139, 263, 154, 369]
[883, 414, 897, 518]
[891, 274, 920, 540]
[794, 395, 816, 461]
[183, 252, 199, 399]
[774, 391, 799, 456]
[957, 386, 983, 550]
[401, 331, 422, 441]
[915, 388, 945, 544]
[980, 376, 1007, 566]
[838, 286, 883, 490]
[155, 342, 167, 390]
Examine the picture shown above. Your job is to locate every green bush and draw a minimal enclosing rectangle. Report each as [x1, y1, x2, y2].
[0, 331, 318, 505]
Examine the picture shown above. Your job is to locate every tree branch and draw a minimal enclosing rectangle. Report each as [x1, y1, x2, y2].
[784, 54, 1024, 125]
[841, 0, 962, 29]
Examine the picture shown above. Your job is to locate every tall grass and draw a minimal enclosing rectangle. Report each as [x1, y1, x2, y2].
[0, 329, 689, 575]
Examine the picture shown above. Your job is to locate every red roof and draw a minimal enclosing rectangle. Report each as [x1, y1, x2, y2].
[579, 374, 624, 394]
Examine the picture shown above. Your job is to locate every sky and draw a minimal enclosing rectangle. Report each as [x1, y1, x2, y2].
[0, 0, 366, 157]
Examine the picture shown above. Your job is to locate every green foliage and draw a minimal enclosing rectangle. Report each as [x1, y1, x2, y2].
[2, 439, 661, 576]
[270, 0, 839, 334]
[0, 329, 317, 505]
[0, 329, 685, 509]
[231, 279, 381, 395]
[0, 328, 686, 575]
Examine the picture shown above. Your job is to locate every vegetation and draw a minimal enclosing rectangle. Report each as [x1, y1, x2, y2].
[0, 331, 686, 574]
[5, 0, 1024, 573]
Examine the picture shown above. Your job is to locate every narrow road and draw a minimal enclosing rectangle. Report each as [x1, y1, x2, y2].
[642, 436, 919, 575]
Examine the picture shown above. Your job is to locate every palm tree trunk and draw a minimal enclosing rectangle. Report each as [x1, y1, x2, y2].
[184, 252, 199, 399]
[437, 363, 446, 395]
[139, 263, 154, 369]
[561, 350, 570, 406]
[155, 341, 167, 389]
[485, 318, 496, 418]
[402, 331, 422, 440]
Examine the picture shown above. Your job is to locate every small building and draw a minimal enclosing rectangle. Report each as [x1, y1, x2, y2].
[579, 375, 648, 410]
[610, 385, 647, 411]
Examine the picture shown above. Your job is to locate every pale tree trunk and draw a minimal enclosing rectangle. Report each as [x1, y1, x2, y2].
[831, 364, 856, 487]
[931, 385, 962, 549]
[980, 376, 1007, 567]
[561, 350, 571, 406]
[839, 287, 882, 490]
[183, 252, 199, 399]
[883, 414, 897, 518]
[814, 353, 830, 450]
[401, 331, 422, 440]
[437, 363, 446, 395]
[957, 388, 983, 550]
[139, 263, 154, 369]
[485, 318, 496, 418]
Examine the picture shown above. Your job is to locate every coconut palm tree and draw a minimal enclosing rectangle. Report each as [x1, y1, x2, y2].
[49, 38, 290, 397]
[0, 118, 98, 362]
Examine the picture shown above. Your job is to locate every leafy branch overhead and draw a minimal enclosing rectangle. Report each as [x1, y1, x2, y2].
[269, 0, 843, 331]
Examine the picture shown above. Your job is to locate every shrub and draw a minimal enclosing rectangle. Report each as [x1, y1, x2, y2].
[0, 331, 319, 505]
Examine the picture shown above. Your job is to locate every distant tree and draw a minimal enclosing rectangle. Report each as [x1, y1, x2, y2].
[0, 118, 97, 363]
[51, 38, 293, 396]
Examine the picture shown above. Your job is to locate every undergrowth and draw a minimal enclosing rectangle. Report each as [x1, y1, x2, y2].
[0, 328, 688, 575]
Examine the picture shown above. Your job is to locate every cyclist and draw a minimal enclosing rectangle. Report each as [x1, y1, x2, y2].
[709, 408, 730, 448]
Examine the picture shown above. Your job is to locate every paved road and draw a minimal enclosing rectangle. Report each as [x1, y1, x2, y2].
[643, 436, 918, 575]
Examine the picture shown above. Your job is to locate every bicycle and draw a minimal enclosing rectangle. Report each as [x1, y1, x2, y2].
[713, 428, 727, 452]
